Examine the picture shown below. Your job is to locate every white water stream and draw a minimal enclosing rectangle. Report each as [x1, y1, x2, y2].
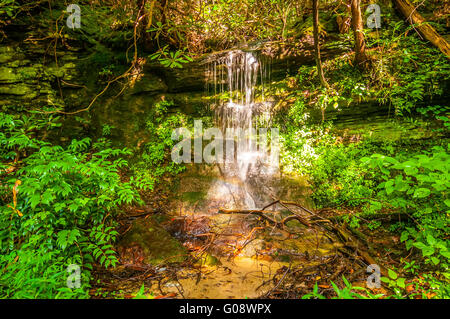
[206, 50, 278, 209]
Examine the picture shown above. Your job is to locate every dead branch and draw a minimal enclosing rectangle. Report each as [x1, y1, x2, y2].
[394, 0, 450, 58]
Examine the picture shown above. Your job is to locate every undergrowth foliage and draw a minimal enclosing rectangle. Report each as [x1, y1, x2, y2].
[0, 113, 141, 298]
[282, 127, 449, 297]
[131, 100, 187, 187]
[362, 148, 450, 267]
[281, 21, 450, 122]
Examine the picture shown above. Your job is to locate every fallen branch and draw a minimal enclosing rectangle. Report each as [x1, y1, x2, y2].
[320, 222, 389, 277]
[219, 200, 389, 278]
[394, 0, 450, 58]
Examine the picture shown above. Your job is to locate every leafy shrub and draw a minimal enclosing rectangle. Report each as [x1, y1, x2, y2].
[370, 26, 450, 115]
[308, 142, 378, 208]
[302, 276, 383, 299]
[131, 100, 187, 188]
[149, 45, 193, 69]
[0, 113, 140, 298]
[362, 146, 450, 268]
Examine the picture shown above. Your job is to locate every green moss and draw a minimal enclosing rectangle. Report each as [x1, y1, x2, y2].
[195, 253, 222, 266]
[0, 83, 37, 97]
[119, 218, 188, 265]
[182, 191, 207, 204]
[0, 67, 20, 83]
[0, 49, 16, 64]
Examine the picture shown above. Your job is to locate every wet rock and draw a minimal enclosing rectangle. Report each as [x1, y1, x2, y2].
[239, 239, 266, 257]
[117, 218, 189, 266]
[195, 253, 222, 266]
[126, 74, 168, 95]
[46, 62, 79, 81]
[0, 46, 23, 64]
[0, 43, 84, 110]
[0, 67, 21, 83]
[145, 39, 347, 93]
[46, 66, 65, 78]
[145, 61, 206, 93]
[166, 92, 208, 115]
[0, 83, 37, 98]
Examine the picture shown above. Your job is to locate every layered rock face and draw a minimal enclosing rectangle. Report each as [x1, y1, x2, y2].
[0, 34, 346, 122]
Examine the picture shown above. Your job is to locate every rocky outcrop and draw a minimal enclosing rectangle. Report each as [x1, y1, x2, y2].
[126, 73, 168, 95]
[0, 32, 348, 143]
[117, 218, 189, 266]
[0, 43, 85, 111]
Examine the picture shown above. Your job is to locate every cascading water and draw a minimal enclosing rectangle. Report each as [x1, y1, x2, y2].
[206, 50, 277, 209]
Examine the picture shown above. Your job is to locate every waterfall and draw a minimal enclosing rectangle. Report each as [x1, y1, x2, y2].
[206, 50, 277, 209]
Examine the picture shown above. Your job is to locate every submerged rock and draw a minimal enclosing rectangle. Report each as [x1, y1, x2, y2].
[239, 239, 266, 258]
[195, 253, 222, 266]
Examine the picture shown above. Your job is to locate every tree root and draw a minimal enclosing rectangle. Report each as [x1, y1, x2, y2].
[218, 208, 311, 228]
[218, 199, 389, 278]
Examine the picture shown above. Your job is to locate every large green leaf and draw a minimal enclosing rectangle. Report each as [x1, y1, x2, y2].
[413, 188, 431, 198]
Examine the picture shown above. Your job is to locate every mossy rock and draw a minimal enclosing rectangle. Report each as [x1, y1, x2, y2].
[167, 92, 209, 115]
[126, 74, 168, 95]
[0, 67, 20, 83]
[181, 191, 207, 204]
[118, 218, 188, 266]
[0, 46, 21, 63]
[195, 253, 222, 267]
[0, 83, 38, 98]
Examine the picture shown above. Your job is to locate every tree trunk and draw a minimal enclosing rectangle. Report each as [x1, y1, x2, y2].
[136, 0, 156, 51]
[394, 0, 450, 58]
[337, 4, 352, 34]
[350, 0, 368, 69]
[160, 0, 168, 26]
[312, 0, 329, 88]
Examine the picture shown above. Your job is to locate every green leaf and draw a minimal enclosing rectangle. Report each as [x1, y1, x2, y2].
[426, 234, 436, 246]
[404, 166, 418, 176]
[413, 242, 427, 250]
[385, 180, 395, 194]
[440, 251, 450, 259]
[380, 166, 390, 175]
[388, 269, 398, 280]
[133, 284, 147, 299]
[400, 231, 409, 242]
[422, 246, 435, 257]
[430, 257, 440, 265]
[413, 188, 431, 198]
[396, 278, 406, 288]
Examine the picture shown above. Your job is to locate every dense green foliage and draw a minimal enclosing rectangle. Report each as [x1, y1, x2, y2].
[278, 27, 450, 121]
[0, 113, 141, 298]
[276, 13, 450, 297]
[131, 100, 187, 188]
[279, 120, 449, 298]
[279, 121, 449, 296]
[0, 99, 189, 298]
